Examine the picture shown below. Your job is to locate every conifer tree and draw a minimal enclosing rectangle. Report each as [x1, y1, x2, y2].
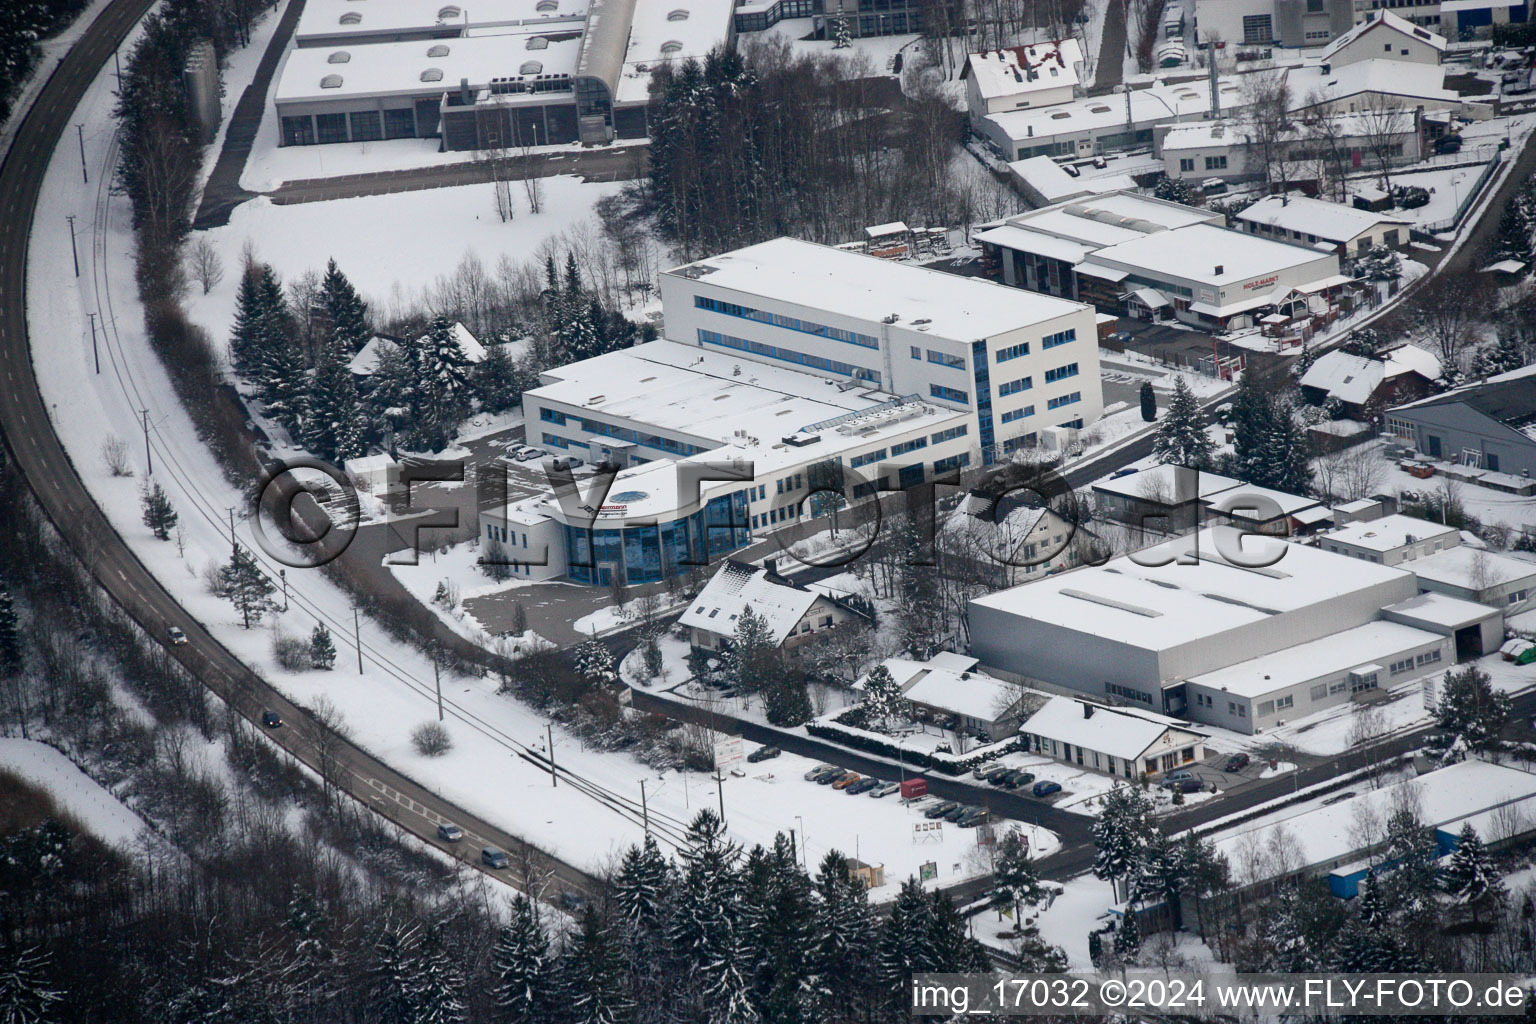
[1139, 380, 1157, 422]
[0, 945, 61, 1024]
[414, 316, 474, 450]
[217, 545, 277, 628]
[472, 343, 521, 413]
[229, 263, 293, 384]
[321, 258, 371, 353]
[1230, 368, 1277, 485]
[860, 663, 906, 731]
[809, 851, 877, 1017]
[492, 896, 551, 1024]
[1442, 823, 1506, 922]
[1091, 786, 1155, 901]
[140, 481, 179, 540]
[304, 338, 365, 463]
[1435, 663, 1511, 750]
[310, 625, 336, 670]
[726, 606, 780, 696]
[0, 586, 20, 678]
[992, 831, 1047, 922]
[575, 636, 617, 688]
[563, 907, 634, 1024]
[1113, 908, 1141, 959]
[1152, 375, 1213, 468]
[261, 337, 309, 435]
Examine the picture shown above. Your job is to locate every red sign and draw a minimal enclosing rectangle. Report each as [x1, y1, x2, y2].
[1242, 274, 1279, 292]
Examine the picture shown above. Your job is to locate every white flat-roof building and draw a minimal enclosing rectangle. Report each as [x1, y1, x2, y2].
[661, 237, 1103, 461]
[978, 192, 1349, 331]
[1020, 696, 1207, 779]
[274, 0, 735, 148]
[1006, 156, 1140, 207]
[1321, 512, 1536, 613]
[967, 527, 1494, 733]
[962, 40, 1084, 126]
[1238, 195, 1414, 256]
[1321, 512, 1460, 564]
[1193, 0, 1355, 48]
[1156, 110, 1431, 184]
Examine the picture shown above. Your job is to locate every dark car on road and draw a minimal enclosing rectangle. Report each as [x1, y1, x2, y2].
[1032, 780, 1063, 798]
[262, 711, 282, 728]
[942, 804, 971, 822]
[1223, 753, 1250, 773]
[481, 848, 510, 869]
[747, 746, 781, 763]
[437, 823, 464, 842]
[957, 807, 990, 827]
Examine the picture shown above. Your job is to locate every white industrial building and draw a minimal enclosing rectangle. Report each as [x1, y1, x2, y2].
[977, 192, 1351, 331]
[1237, 195, 1413, 256]
[1323, 514, 1536, 613]
[1019, 696, 1208, 779]
[962, 40, 1085, 126]
[967, 527, 1503, 733]
[1193, 0, 1355, 47]
[273, 0, 736, 148]
[482, 238, 1105, 586]
[1156, 109, 1431, 184]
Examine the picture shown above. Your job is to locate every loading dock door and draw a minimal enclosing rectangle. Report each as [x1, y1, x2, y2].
[1455, 624, 1484, 660]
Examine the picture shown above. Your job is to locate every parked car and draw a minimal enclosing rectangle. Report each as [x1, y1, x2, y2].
[1201, 177, 1229, 195]
[1109, 466, 1137, 478]
[846, 777, 881, 795]
[261, 710, 282, 728]
[1434, 133, 1464, 154]
[167, 626, 188, 645]
[1106, 331, 1133, 346]
[513, 446, 546, 462]
[1392, 185, 1431, 210]
[437, 823, 464, 842]
[942, 804, 972, 822]
[870, 781, 902, 798]
[551, 456, 585, 470]
[973, 763, 1008, 781]
[481, 848, 510, 869]
[1032, 780, 1063, 798]
[818, 769, 852, 786]
[1002, 770, 1036, 789]
[747, 746, 781, 763]
[923, 800, 959, 819]
[1164, 769, 1198, 784]
[988, 769, 1018, 787]
[832, 773, 862, 790]
[804, 764, 839, 782]
[1223, 753, 1251, 773]
[1163, 777, 1204, 793]
[956, 807, 990, 827]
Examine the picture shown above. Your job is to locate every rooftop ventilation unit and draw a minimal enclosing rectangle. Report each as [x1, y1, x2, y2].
[782, 434, 821, 447]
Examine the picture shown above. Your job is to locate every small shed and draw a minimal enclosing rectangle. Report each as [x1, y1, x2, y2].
[345, 453, 400, 495]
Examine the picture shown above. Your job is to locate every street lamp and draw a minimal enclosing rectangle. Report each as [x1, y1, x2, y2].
[1450, 172, 1466, 215]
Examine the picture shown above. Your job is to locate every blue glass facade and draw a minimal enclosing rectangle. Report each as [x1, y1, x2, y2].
[971, 340, 995, 463]
[562, 491, 750, 585]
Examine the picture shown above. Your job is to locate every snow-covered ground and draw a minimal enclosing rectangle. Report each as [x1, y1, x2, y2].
[0, 739, 150, 847]
[191, 175, 625, 330]
[756, 17, 920, 74]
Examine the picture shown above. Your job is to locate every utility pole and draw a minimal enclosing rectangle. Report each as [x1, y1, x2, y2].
[140, 409, 151, 474]
[433, 648, 443, 722]
[546, 723, 557, 787]
[226, 507, 237, 556]
[113, 47, 121, 81]
[279, 568, 288, 611]
[640, 779, 648, 834]
[76, 124, 87, 183]
[354, 605, 363, 674]
[714, 770, 725, 823]
[66, 215, 79, 277]
[88, 312, 99, 373]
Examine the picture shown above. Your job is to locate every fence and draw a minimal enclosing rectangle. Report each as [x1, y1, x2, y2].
[1409, 146, 1504, 238]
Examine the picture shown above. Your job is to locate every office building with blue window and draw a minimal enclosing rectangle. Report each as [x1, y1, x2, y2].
[661, 237, 1102, 462]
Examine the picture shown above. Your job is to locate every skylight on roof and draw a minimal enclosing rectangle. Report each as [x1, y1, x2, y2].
[320, 73, 344, 88]
[328, 51, 351, 63]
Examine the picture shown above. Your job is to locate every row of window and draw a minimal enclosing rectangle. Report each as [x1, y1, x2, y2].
[929, 384, 969, 403]
[578, 416, 706, 457]
[1041, 329, 1076, 350]
[933, 452, 970, 473]
[1106, 682, 1154, 706]
[1000, 406, 1035, 423]
[926, 349, 966, 370]
[849, 449, 886, 469]
[996, 341, 1030, 362]
[694, 296, 878, 349]
[1047, 391, 1081, 410]
[998, 376, 1032, 397]
[775, 474, 802, 495]
[932, 424, 969, 444]
[891, 437, 927, 456]
[699, 329, 881, 383]
[1044, 362, 1079, 383]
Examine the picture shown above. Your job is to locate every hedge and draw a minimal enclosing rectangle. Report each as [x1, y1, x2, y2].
[805, 720, 1025, 776]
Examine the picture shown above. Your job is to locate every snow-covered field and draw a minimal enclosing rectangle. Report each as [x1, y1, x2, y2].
[0, 739, 150, 847]
[190, 175, 625, 330]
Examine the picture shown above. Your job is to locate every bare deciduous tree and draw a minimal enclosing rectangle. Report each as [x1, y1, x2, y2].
[1357, 93, 1410, 190]
[185, 237, 224, 295]
[101, 436, 133, 477]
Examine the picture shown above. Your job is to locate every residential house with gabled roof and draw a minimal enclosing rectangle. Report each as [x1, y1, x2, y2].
[962, 39, 1083, 126]
[1019, 695, 1207, 779]
[679, 559, 867, 655]
[1299, 344, 1441, 418]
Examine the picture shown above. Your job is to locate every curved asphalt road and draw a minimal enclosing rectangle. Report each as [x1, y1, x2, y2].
[0, 0, 597, 897]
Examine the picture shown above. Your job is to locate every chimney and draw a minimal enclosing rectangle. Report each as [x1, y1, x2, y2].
[764, 557, 778, 576]
[460, 77, 471, 104]
[1083, 703, 1094, 719]
[1214, 264, 1224, 275]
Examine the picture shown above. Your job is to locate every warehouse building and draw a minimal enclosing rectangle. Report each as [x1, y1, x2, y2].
[1385, 368, 1536, 480]
[967, 527, 1499, 733]
[1156, 111, 1430, 184]
[273, 0, 735, 147]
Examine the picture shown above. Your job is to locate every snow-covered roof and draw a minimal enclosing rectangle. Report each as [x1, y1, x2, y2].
[1287, 59, 1463, 110]
[1300, 346, 1445, 407]
[276, 31, 584, 104]
[1205, 483, 1321, 519]
[1411, 546, 1536, 591]
[939, 493, 1060, 560]
[1185, 619, 1443, 699]
[667, 238, 1089, 344]
[1021, 695, 1202, 761]
[974, 224, 1097, 264]
[1092, 464, 1242, 502]
[1159, 109, 1439, 152]
[348, 324, 486, 376]
[1237, 195, 1410, 244]
[678, 560, 822, 644]
[898, 660, 1023, 724]
[614, 0, 736, 104]
[1384, 591, 1502, 630]
[1212, 760, 1536, 875]
[526, 339, 970, 476]
[1081, 223, 1338, 291]
[344, 453, 399, 474]
[1322, 9, 1446, 61]
[1005, 156, 1138, 204]
[294, 0, 588, 43]
[970, 527, 1416, 653]
[1323, 512, 1459, 552]
[983, 74, 1248, 144]
[964, 40, 1084, 101]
